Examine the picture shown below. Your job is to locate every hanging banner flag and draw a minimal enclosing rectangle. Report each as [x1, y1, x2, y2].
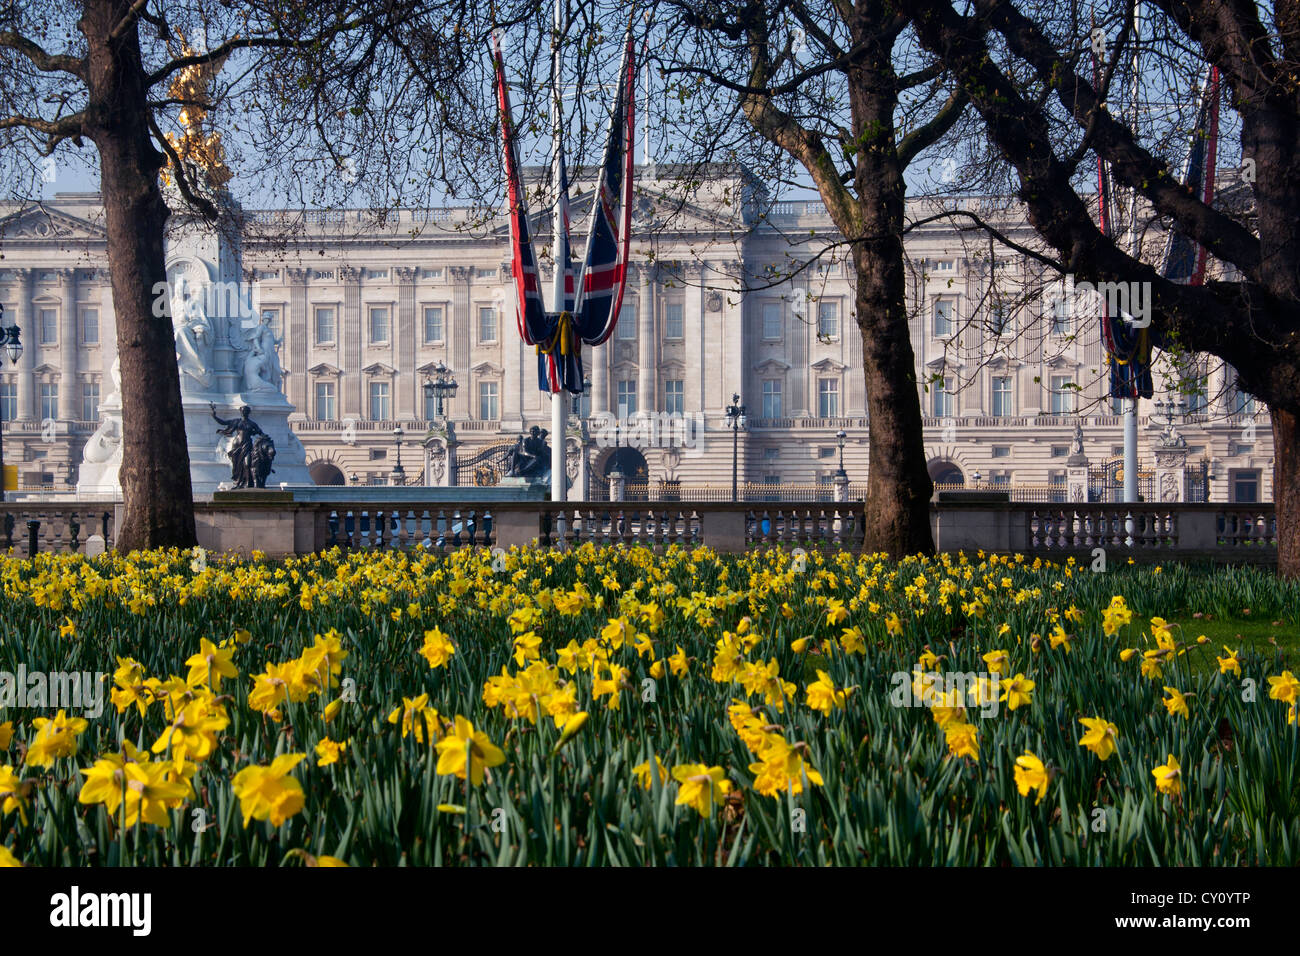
[492, 33, 550, 355]
[573, 29, 636, 348]
[1162, 66, 1220, 286]
[495, 26, 636, 395]
[536, 78, 579, 394]
[1095, 46, 1153, 402]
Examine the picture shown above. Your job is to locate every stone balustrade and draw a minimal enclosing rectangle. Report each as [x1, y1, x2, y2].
[0, 500, 1280, 565]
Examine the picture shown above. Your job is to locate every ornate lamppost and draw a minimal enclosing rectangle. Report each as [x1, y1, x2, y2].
[391, 425, 405, 485]
[0, 308, 23, 503]
[422, 361, 459, 421]
[835, 429, 847, 478]
[726, 392, 747, 502]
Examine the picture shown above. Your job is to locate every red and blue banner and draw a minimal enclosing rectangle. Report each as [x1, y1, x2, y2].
[494, 29, 635, 394]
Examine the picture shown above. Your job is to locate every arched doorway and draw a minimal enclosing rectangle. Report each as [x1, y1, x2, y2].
[603, 447, 649, 500]
[928, 460, 964, 488]
[309, 461, 345, 486]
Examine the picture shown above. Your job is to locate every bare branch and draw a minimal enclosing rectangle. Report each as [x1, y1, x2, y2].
[0, 29, 84, 76]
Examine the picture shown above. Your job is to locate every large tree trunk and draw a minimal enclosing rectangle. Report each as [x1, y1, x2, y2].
[849, 40, 936, 558]
[83, 0, 197, 551]
[1272, 408, 1300, 578]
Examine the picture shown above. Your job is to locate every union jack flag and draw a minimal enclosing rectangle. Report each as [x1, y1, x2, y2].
[492, 34, 550, 353]
[495, 28, 636, 395]
[573, 30, 636, 350]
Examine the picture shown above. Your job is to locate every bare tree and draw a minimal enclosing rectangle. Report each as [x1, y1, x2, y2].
[632, 0, 975, 556]
[909, 0, 1300, 575]
[0, 0, 494, 549]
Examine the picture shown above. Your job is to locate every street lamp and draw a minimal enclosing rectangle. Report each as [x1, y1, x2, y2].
[572, 375, 592, 418]
[391, 425, 405, 485]
[0, 309, 23, 503]
[422, 361, 459, 420]
[726, 392, 746, 502]
[835, 429, 847, 478]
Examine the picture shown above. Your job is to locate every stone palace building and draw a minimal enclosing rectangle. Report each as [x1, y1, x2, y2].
[0, 166, 1273, 502]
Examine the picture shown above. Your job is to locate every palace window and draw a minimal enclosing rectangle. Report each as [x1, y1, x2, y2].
[81, 308, 99, 344]
[368, 381, 390, 420]
[478, 381, 499, 420]
[663, 379, 684, 415]
[424, 305, 444, 343]
[81, 383, 99, 422]
[665, 301, 684, 340]
[315, 307, 336, 344]
[762, 380, 783, 419]
[369, 306, 390, 344]
[817, 378, 839, 418]
[991, 376, 1012, 417]
[315, 382, 336, 421]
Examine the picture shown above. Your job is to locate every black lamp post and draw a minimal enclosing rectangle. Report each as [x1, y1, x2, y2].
[391, 425, 405, 485]
[0, 308, 23, 503]
[726, 392, 746, 502]
[835, 428, 847, 478]
[422, 361, 458, 421]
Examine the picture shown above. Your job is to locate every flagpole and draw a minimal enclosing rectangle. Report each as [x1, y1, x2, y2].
[550, 0, 568, 505]
[1122, 4, 1141, 507]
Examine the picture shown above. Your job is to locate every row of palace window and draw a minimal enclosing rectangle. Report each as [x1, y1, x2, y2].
[310, 376, 849, 422]
[0, 382, 100, 421]
[929, 373, 1258, 418]
[280, 297, 832, 349]
[8, 307, 102, 346]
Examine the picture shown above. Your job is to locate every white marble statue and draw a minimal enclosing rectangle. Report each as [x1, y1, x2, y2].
[242, 342, 277, 392]
[172, 280, 214, 390]
[240, 313, 282, 392]
[82, 417, 121, 464]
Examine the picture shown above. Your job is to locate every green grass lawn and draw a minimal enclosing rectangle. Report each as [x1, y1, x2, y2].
[1166, 615, 1298, 676]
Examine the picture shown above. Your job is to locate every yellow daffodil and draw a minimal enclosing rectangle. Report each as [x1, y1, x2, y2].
[434, 716, 506, 785]
[1151, 754, 1182, 797]
[1078, 716, 1119, 761]
[231, 753, 307, 828]
[671, 763, 732, 816]
[1013, 751, 1049, 804]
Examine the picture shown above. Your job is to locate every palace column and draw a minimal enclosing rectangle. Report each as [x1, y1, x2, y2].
[501, 259, 523, 429]
[17, 269, 36, 421]
[395, 267, 417, 419]
[638, 264, 655, 415]
[287, 268, 309, 413]
[450, 266, 472, 420]
[789, 271, 810, 418]
[58, 269, 79, 420]
[339, 267, 362, 418]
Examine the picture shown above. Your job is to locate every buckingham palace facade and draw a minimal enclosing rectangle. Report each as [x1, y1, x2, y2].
[0, 166, 1274, 502]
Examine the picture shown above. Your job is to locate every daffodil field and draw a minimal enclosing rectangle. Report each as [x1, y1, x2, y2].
[1, 545, 1298, 866]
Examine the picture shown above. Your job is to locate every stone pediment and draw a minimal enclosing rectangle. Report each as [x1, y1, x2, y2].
[470, 360, 504, 375]
[753, 358, 791, 372]
[924, 355, 963, 371]
[811, 357, 848, 373]
[0, 205, 106, 243]
[308, 362, 342, 376]
[361, 362, 397, 375]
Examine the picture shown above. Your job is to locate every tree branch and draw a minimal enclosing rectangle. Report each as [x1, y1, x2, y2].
[0, 30, 84, 76]
[896, 84, 968, 168]
[904, 209, 1065, 272]
[977, 0, 1263, 278]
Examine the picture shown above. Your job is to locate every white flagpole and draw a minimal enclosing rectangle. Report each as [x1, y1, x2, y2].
[1122, 4, 1142, 506]
[550, 0, 568, 505]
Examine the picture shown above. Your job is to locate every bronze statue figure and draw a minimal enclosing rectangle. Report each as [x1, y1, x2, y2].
[506, 426, 551, 481]
[251, 434, 277, 488]
[211, 403, 268, 488]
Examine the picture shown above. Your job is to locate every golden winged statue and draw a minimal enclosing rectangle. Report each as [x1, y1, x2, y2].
[161, 41, 233, 191]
